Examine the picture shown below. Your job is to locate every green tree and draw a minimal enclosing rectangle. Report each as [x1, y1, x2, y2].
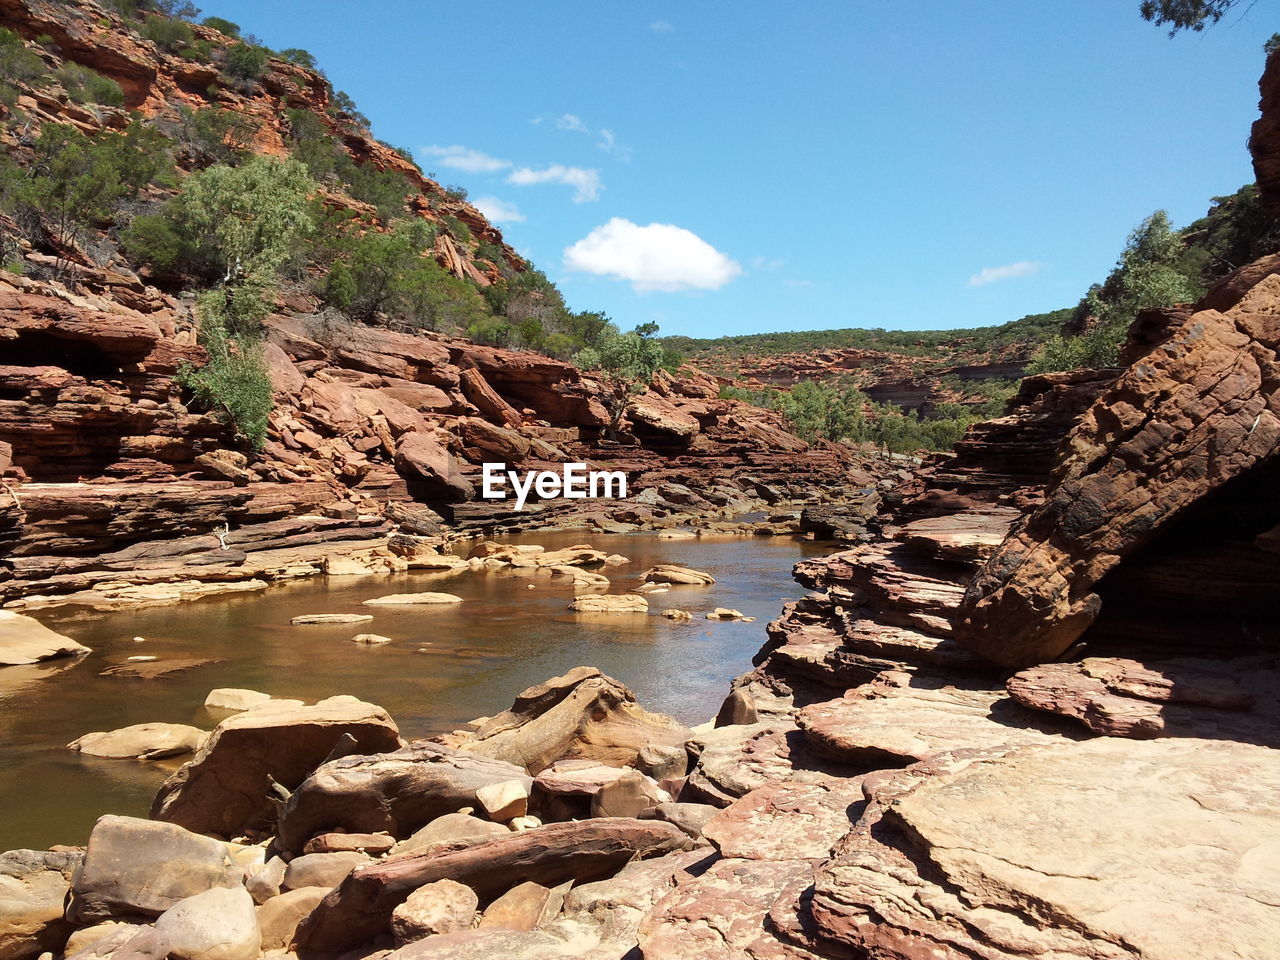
[1139, 0, 1238, 34]
[1027, 210, 1202, 373]
[200, 16, 240, 37]
[54, 63, 124, 106]
[573, 326, 666, 435]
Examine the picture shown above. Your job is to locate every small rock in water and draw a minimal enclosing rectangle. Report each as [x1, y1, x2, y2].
[662, 609, 693, 621]
[362, 592, 463, 606]
[204, 688, 271, 712]
[706, 608, 755, 622]
[125, 655, 158, 662]
[290, 614, 374, 625]
[351, 634, 393, 645]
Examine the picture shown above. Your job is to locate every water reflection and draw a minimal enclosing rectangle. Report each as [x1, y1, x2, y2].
[0, 532, 825, 849]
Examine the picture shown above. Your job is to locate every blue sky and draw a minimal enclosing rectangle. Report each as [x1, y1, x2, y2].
[202, 1, 1276, 338]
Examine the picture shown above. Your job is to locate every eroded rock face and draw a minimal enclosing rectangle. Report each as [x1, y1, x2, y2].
[810, 738, 1280, 960]
[957, 282, 1280, 668]
[151, 696, 401, 839]
[275, 741, 527, 854]
[459, 668, 691, 776]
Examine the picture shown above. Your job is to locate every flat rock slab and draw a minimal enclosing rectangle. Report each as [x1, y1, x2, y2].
[898, 507, 1021, 561]
[294, 818, 690, 956]
[152, 695, 401, 839]
[291, 614, 375, 625]
[0, 610, 91, 665]
[702, 777, 866, 861]
[811, 737, 1280, 960]
[68, 722, 205, 760]
[362, 593, 463, 605]
[1006, 656, 1280, 744]
[640, 565, 716, 585]
[796, 677, 1071, 767]
[639, 858, 829, 960]
[684, 721, 837, 808]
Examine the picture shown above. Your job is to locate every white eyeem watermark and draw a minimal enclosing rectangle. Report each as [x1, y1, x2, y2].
[481, 463, 628, 511]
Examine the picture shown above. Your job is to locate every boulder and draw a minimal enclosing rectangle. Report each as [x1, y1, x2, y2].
[351, 634, 394, 645]
[390, 814, 509, 857]
[589, 770, 665, 819]
[705, 608, 753, 622]
[68, 723, 205, 761]
[245, 857, 286, 905]
[460, 667, 691, 775]
[654, 803, 718, 841]
[390, 879, 477, 944]
[283, 852, 371, 892]
[640, 565, 715, 585]
[713, 689, 757, 727]
[562, 849, 710, 950]
[61, 922, 145, 959]
[69, 816, 241, 924]
[811, 738, 1280, 960]
[395, 432, 474, 503]
[154, 887, 260, 960]
[661, 609, 692, 621]
[683, 722, 811, 808]
[203, 689, 272, 713]
[478, 880, 568, 932]
[303, 832, 396, 856]
[565, 594, 648, 614]
[0, 849, 80, 960]
[151, 696, 401, 839]
[475, 780, 528, 822]
[275, 742, 530, 855]
[0, 611, 90, 666]
[256, 886, 328, 952]
[293, 819, 691, 955]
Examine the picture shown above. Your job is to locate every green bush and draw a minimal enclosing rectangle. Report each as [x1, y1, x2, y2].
[55, 63, 124, 106]
[141, 15, 194, 51]
[8, 121, 171, 250]
[225, 43, 268, 81]
[0, 27, 47, 85]
[200, 16, 240, 37]
[283, 107, 408, 220]
[178, 38, 214, 61]
[278, 48, 316, 68]
[573, 326, 666, 434]
[174, 104, 257, 166]
[444, 184, 468, 201]
[177, 291, 273, 450]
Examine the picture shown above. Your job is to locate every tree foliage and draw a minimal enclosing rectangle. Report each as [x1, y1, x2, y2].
[574, 325, 667, 434]
[1139, 0, 1238, 34]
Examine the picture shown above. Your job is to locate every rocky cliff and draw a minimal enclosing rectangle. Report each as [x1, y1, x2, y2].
[0, 0, 891, 608]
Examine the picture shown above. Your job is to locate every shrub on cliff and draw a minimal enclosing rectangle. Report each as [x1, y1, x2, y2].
[0, 27, 47, 91]
[200, 16, 240, 38]
[141, 15, 194, 52]
[225, 43, 268, 82]
[54, 63, 124, 106]
[177, 291, 273, 450]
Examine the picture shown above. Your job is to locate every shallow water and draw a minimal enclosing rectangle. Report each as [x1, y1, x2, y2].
[0, 532, 826, 851]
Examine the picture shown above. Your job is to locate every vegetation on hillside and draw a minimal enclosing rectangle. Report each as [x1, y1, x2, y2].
[0, 4, 659, 448]
[720, 379, 1016, 454]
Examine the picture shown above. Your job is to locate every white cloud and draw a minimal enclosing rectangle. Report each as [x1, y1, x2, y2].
[418, 145, 511, 174]
[650, 19, 674, 32]
[564, 218, 742, 293]
[507, 164, 602, 203]
[967, 260, 1042, 287]
[556, 113, 589, 134]
[471, 196, 525, 223]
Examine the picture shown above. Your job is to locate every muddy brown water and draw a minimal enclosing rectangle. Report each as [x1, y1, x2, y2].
[0, 532, 828, 851]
